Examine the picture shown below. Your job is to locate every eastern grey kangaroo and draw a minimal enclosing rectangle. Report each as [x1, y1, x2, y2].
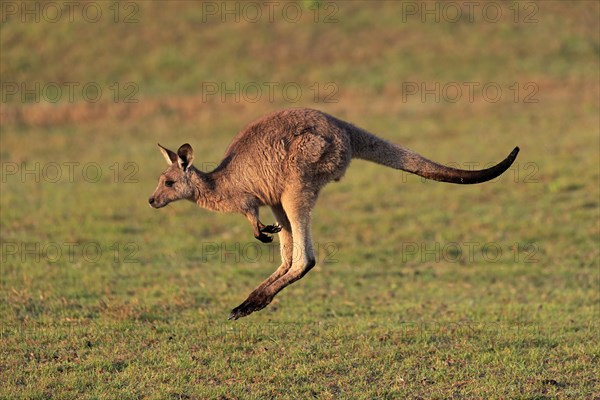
[149, 108, 519, 320]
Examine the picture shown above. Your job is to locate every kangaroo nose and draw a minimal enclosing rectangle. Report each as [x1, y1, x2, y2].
[148, 197, 155, 205]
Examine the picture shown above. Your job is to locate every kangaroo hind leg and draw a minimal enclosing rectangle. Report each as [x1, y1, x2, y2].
[229, 204, 293, 320]
[229, 191, 317, 320]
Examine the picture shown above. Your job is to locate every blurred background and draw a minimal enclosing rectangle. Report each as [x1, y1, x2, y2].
[1, 1, 598, 398]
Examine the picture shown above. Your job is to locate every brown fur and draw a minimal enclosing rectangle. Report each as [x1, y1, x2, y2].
[148, 108, 519, 319]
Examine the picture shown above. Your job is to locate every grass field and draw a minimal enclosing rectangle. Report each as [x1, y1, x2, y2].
[1, 1, 599, 398]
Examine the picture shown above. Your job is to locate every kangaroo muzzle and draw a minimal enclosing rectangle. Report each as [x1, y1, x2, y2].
[148, 196, 168, 208]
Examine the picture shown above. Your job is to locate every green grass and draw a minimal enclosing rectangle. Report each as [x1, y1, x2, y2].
[1, 1, 599, 399]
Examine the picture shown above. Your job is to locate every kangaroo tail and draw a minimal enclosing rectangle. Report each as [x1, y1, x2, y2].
[344, 122, 519, 184]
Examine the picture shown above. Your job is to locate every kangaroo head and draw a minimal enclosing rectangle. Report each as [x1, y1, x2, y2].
[148, 143, 197, 208]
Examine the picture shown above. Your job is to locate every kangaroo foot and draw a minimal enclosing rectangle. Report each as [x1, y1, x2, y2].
[228, 292, 273, 320]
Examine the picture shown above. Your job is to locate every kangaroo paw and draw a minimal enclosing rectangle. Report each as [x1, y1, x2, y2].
[260, 223, 282, 234]
[255, 232, 274, 243]
[254, 223, 281, 242]
[228, 293, 273, 320]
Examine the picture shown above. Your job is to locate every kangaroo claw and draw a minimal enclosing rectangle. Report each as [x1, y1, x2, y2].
[260, 223, 282, 234]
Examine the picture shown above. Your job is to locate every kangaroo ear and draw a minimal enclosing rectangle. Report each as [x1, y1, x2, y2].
[158, 143, 178, 165]
[177, 143, 194, 171]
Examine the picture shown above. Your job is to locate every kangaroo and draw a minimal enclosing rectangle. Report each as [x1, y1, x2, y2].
[148, 108, 519, 320]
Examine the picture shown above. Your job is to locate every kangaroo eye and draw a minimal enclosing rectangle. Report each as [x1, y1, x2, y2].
[165, 180, 175, 187]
